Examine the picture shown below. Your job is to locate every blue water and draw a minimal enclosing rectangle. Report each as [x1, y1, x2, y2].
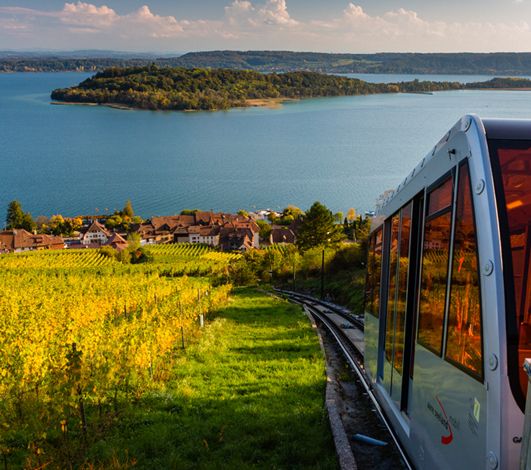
[2, 72, 531, 218]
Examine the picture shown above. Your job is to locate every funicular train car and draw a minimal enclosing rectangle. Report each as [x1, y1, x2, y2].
[364, 115, 531, 469]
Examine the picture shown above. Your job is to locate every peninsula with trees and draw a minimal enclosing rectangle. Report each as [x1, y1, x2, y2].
[50, 66, 531, 111]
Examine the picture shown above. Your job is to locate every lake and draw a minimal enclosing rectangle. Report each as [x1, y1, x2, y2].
[2, 72, 531, 218]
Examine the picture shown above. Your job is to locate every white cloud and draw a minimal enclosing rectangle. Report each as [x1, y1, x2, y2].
[61, 2, 118, 28]
[1, 1, 531, 52]
[224, 0, 297, 29]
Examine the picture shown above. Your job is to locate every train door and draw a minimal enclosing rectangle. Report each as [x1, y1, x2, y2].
[381, 194, 423, 412]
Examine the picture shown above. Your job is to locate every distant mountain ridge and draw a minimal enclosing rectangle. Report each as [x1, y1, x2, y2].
[5, 50, 531, 74]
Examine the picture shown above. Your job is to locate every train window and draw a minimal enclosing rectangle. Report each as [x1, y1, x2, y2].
[385, 215, 400, 362]
[394, 203, 412, 374]
[445, 163, 483, 379]
[418, 175, 454, 355]
[428, 176, 453, 215]
[489, 139, 531, 411]
[372, 228, 383, 317]
[364, 234, 376, 315]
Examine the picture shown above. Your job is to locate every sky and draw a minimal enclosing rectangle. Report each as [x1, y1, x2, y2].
[1, 0, 531, 53]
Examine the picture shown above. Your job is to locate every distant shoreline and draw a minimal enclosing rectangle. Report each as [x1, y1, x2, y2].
[50, 87, 531, 113]
[51, 97, 301, 111]
[51, 101, 134, 111]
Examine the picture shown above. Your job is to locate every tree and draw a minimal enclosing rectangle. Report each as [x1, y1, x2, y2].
[6, 200, 35, 232]
[122, 200, 134, 219]
[256, 219, 272, 241]
[346, 208, 356, 222]
[6, 201, 24, 229]
[127, 232, 141, 251]
[296, 201, 345, 251]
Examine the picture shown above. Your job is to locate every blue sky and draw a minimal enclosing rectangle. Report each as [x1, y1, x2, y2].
[1, 0, 531, 52]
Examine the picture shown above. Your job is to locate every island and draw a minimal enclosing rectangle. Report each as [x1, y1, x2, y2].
[50, 66, 531, 112]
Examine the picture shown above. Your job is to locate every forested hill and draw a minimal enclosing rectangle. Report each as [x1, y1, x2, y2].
[50, 66, 469, 111]
[173, 51, 531, 75]
[8, 51, 531, 74]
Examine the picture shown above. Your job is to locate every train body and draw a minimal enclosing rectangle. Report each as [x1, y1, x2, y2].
[364, 115, 531, 469]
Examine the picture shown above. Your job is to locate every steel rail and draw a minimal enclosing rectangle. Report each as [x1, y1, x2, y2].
[284, 293, 414, 470]
[274, 288, 364, 330]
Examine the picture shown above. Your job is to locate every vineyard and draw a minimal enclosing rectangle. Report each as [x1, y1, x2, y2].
[0, 249, 116, 269]
[0, 245, 234, 468]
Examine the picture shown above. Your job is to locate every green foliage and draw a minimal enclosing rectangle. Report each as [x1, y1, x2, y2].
[256, 219, 272, 241]
[104, 200, 142, 232]
[5, 200, 35, 232]
[122, 199, 134, 218]
[126, 232, 141, 250]
[180, 209, 200, 215]
[97, 246, 116, 260]
[296, 201, 345, 251]
[273, 205, 304, 226]
[45, 214, 82, 236]
[343, 215, 371, 243]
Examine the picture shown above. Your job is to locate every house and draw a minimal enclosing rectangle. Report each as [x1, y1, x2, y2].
[80, 220, 110, 246]
[0, 229, 64, 253]
[188, 225, 220, 246]
[135, 211, 261, 250]
[219, 227, 254, 252]
[231, 221, 260, 248]
[137, 222, 173, 245]
[270, 226, 296, 245]
[105, 232, 128, 251]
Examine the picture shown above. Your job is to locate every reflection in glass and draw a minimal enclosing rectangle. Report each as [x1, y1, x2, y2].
[493, 142, 531, 399]
[394, 203, 412, 374]
[373, 229, 383, 317]
[428, 177, 453, 215]
[446, 164, 482, 378]
[386, 215, 400, 362]
[418, 205, 452, 355]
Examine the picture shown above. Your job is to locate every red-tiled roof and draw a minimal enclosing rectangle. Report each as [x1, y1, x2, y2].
[0, 229, 64, 251]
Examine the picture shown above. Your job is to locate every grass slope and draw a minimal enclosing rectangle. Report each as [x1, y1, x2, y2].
[86, 288, 337, 469]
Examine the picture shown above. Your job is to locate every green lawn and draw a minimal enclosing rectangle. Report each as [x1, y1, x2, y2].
[86, 288, 338, 469]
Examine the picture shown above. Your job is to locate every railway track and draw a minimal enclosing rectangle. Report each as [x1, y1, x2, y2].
[276, 289, 413, 470]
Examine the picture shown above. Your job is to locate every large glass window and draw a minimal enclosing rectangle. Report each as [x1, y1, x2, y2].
[372, 228, 383, 317]
[365, 234, 376, 315]
[446, 163, 483, 379]
[386, 215, 400, 362]
[490, 139, 531, 411]
[418, 175, 454, 355]
[394, 203, 412, 374]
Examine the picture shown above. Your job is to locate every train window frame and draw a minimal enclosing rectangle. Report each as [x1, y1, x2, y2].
[444, 161, 484, 382]
[417, 170, 455, 357]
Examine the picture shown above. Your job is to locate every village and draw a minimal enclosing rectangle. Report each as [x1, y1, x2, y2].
[0, 208, 298, 254]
